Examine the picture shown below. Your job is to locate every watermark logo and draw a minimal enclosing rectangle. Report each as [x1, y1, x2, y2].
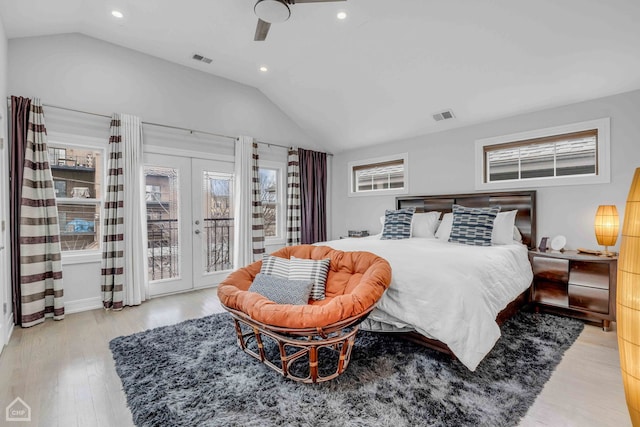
[6, 397, 31, 422]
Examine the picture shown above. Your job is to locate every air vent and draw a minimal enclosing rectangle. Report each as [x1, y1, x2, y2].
[192, 54, 213, 64]
[432, 109, 455, 122]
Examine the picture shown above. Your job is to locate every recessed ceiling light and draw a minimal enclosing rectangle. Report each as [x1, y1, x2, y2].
[337, 11, 347, 20]
[111, 10, 124, 19]
[259, 66, 268, 73]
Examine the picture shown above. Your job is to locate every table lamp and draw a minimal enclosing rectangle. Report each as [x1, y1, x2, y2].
[595, 205, 619, 256]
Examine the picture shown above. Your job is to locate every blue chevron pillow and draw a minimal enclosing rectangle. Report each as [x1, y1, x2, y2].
[449, 204, 500, 246]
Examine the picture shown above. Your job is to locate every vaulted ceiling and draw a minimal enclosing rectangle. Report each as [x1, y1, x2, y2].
[2, 0, 640, 153]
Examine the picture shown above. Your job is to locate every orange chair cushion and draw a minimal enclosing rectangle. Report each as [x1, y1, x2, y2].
[217, 245, 392, 329]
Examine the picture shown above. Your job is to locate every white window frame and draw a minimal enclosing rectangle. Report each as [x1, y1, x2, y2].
[47, 132, 106, 263]
[475, 118, 610, 190]
[259, 160, 286, 245]
[348, 153, 409, 197]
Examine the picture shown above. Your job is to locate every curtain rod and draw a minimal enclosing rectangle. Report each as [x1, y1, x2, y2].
[6, 98, 331, 154]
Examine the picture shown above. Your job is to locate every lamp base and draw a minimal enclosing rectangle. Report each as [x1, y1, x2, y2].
[599, 246, 617, 257]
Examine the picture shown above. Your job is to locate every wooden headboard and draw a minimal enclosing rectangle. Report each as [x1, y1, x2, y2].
[396, 190, 537, 249]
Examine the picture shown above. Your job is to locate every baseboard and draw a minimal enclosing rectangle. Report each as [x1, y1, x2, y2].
[65, 297, 103, 314]
[4, 311, 14, 346]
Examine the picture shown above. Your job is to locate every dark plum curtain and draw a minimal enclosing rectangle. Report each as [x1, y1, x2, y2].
[298, 148, 327, 244]
[9, 96, 31, 324]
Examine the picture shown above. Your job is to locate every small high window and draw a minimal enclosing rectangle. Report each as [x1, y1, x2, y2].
[349, 154, 409, 197]
[475, 118, 610, 190]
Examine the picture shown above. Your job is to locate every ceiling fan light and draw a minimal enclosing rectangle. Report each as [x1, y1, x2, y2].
[254, 0, 291, 24]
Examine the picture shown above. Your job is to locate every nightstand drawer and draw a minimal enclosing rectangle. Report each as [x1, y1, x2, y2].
[569, 284, 609, 314]
[569, 261, 609, 290]
[533, 281, 569, 307]
[532, 257, 569, 283]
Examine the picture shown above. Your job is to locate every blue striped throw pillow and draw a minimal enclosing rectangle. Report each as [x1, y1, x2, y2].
[449, 204, 500, 246]
[289, 257, 331, 301]
[381, 208, 415, 240]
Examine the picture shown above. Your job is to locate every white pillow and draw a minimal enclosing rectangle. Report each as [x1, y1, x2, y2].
[513, 226, 523, 243]
[435, 212, 453, 240]
[492, 210, 518, 245]
[411, 212, 441, 238]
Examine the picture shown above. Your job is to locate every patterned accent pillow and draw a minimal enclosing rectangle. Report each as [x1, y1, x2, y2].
[289, 257, 331, 301]
[449, 204, 500, 246]
[260, 255, 290, 279]
[381, 208, 415, 240]
[249, 273, 313, 305]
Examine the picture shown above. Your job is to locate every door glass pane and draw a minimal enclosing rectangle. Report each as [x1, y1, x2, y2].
[259, 168, 277, 237]
[202, 172, 234, 273]
[145, 166, 180, 281]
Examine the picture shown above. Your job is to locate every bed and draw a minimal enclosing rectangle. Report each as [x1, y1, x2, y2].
[323, 190, 536, 371]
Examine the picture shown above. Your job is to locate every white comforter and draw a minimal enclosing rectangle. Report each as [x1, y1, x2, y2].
[321, 237, 533, 371]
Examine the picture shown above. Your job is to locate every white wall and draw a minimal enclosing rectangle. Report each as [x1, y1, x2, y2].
[0, 15, 10, 347]
[332, 89, 640, 251]
[6, 33, 312, 313]
[8, 33, 315, 148]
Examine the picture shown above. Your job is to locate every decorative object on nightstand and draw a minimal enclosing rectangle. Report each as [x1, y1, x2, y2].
[538, 236, 549, 252]
[617, 168, 640, 425]
[550, 235, 566, 251]
[594, 204, 619, 257]
[528, 249, 617, 331]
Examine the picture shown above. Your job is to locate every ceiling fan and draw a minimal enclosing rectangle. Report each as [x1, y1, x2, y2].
[253, 0, 346, 41]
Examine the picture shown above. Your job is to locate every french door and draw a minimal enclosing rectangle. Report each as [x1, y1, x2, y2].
[144, 153, 235, 296]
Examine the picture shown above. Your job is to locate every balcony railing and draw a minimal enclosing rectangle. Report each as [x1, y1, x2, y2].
[203, 218, 234, 273]
[147, 217, 234, 281]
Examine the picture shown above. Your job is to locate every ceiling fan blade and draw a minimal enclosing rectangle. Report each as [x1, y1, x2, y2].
[254, 19, 271, 41]
[292, 0, 346, 3]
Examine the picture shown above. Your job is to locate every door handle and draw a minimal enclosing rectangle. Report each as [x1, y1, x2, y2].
[194, 230, 201, 235]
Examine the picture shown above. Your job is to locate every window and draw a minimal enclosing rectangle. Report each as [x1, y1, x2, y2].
[348, 153, 409, 197]
[475, 118, 610, 190]
[259, 162, 285, 241]
[48, 139, 103, 253]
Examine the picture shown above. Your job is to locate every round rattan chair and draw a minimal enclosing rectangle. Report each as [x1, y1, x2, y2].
[217, 245, 392, 383]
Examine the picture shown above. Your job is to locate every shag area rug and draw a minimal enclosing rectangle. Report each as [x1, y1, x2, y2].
[110, 312, 583, 427]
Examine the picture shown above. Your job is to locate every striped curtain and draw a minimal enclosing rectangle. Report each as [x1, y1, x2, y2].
[233, 136, 265, 267]
[286, 147, 301, 245]
[19, 98, 64, 327]
[102, 115, 125, 310]
[9, 96, 30, 325]
[251, 142, 265, 260]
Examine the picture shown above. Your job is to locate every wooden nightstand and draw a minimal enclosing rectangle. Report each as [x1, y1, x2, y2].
[528, 250, 617, 331]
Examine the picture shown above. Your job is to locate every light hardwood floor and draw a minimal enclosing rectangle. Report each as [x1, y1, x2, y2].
[0, 289, 631, 426]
